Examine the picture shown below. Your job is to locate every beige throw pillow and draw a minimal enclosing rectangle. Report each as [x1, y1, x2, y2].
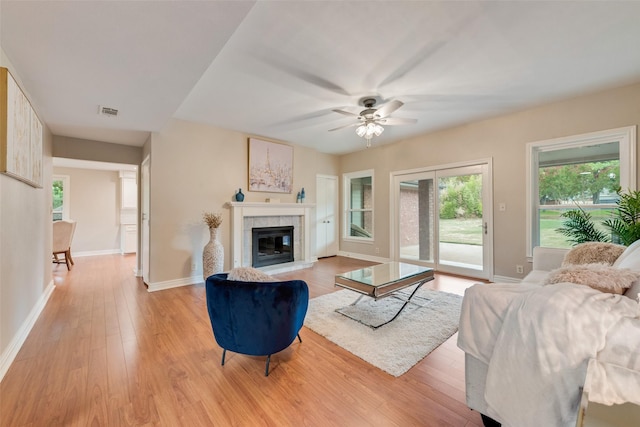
[227, 267, 276, 282]
[544, 263, 640, 294]
[562, 242, 626, 266]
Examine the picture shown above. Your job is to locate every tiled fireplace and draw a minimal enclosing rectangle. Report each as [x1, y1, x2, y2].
[227, 202, 315, 272]
[251, 226, 294, 267]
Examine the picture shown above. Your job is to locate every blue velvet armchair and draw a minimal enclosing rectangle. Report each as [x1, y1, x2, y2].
[205, 273, 309, 376]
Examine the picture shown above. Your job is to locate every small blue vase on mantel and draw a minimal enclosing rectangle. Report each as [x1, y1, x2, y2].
[235, 188, 245, 202]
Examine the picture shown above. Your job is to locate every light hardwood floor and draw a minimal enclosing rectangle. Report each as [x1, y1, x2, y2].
[1, 255, 484, 426]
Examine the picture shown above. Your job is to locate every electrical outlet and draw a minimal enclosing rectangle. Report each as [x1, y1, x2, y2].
[191, 262, 197, 271]
[516, 265, 524, 274]
[375, 247, 380, 254]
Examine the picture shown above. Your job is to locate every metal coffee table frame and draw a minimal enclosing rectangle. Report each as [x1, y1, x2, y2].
[334, 262, 434, 329]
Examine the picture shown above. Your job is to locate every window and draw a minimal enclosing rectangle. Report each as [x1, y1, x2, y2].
[344, 170, 374, 240]
[526, 127, 636, 255]
[52, 175, 70, 221]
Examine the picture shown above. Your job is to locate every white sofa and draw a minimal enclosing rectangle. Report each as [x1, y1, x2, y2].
[459, 244, 640, 427]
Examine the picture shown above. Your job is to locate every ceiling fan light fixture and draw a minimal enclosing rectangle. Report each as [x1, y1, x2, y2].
[356, 121, 384, 147]
[365, 122, 376, 135]
[334, 97, 412, 148]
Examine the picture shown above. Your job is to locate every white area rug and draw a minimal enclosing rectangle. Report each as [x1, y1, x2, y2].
[304, 286, 463, 377]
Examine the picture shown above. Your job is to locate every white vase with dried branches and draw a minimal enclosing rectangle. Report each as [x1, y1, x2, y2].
[202, 212, 224, 280]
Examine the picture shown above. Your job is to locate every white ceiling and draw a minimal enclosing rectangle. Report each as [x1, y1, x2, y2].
[2, 1, 640, 155]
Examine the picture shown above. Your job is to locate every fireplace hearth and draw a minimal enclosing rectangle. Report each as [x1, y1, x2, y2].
[252, 226, 294, 268]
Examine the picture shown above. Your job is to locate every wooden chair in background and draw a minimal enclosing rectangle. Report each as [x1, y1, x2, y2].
[52, 220, 76, 270]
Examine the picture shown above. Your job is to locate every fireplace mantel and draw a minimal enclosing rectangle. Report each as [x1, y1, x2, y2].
[226, 202, 315, 272]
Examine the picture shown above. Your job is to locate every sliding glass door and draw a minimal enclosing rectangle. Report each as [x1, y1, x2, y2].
[437, 165, 490, 276]
[392, 162, 493, 280]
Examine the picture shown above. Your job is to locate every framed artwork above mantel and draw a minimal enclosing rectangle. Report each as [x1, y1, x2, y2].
[0, 67, 43, 188]
[248, 138, 293, 193]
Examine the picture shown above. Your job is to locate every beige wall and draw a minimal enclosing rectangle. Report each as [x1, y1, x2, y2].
[53, 136, 142, 165]
[340, 82, 640, 279]
[0, 49, 54, 367]
[147, 118, 339, 284]
[53, 167, 122, 254]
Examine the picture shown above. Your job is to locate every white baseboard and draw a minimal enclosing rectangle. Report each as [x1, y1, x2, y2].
[74, 249, 121, 257]
[0, 280, 55, 382]
[492, 275, 521, 284]
[147, 275, 202, 292]
[337, 251, 390, 263]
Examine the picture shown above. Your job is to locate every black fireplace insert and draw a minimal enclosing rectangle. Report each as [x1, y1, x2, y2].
[251, 226, 294, 268]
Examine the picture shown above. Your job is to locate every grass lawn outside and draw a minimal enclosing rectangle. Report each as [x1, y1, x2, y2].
[439, 218, 482, 245]
[539, 208, 613, 248]
[439, 208, 614, 249]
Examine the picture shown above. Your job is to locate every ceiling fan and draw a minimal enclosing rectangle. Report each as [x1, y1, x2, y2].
[329, 97, 417, 147]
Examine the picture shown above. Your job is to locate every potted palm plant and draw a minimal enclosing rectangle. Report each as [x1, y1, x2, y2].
[557, 188, 640, 246]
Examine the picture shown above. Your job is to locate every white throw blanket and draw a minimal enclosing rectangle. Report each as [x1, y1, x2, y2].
[584, 358, 640, 406]
[458, 282, 640, 427]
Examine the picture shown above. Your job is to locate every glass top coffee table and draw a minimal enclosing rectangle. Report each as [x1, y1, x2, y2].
[334, 262, 434, 328]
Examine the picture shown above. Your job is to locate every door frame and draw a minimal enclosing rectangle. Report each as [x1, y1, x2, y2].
[140, 155, 150, 283]
[390, 158, 494, 280]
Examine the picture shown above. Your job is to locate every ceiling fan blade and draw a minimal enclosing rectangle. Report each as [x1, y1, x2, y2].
[332, 109, 359, 117]
[328, 122, 360, 132]
[380, 117, 417, 126]
[375, 100, 403, 118]
[255, 47, 351, 96]
[378, 41, 446, 88]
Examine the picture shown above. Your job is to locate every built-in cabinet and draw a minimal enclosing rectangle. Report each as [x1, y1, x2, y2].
[316, 175, 338, 258]
[119, 170, 137, 254]
[122, 225, 137, 253]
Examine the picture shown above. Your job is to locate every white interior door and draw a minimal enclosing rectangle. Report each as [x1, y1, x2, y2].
[316, 175, 338, 258]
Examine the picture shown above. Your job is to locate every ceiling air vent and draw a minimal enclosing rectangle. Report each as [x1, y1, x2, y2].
[98, 105, 119, 117]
